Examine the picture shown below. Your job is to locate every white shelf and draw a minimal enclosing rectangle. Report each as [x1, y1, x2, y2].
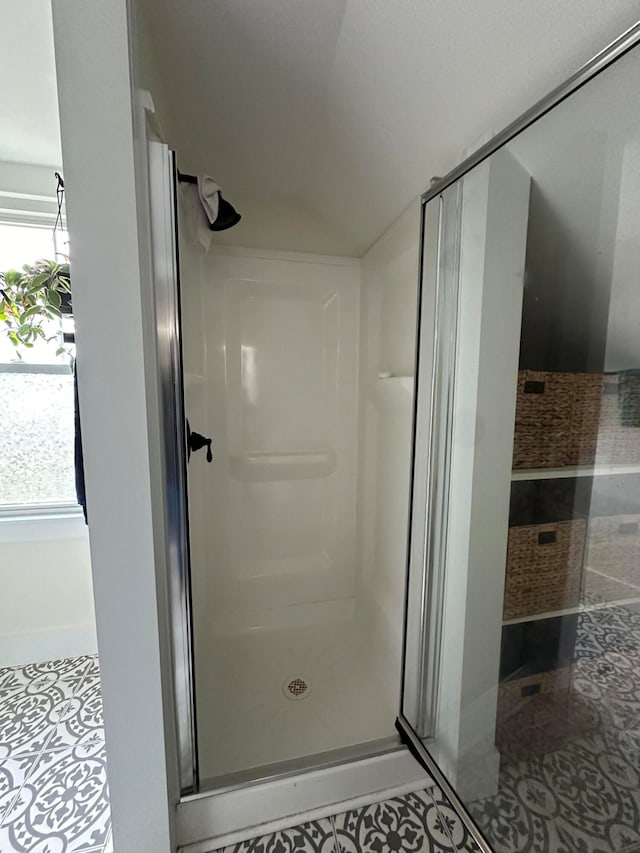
[512, 462, 640, 481]
[377, 374, 413, 388]
[503, 594, 640, 626]
[229, 450, 337, 482]
[184, 372, 206, 392]
[375, 375, 414, 407]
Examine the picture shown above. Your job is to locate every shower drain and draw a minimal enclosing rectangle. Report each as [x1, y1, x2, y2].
[283, 675, 311, 701]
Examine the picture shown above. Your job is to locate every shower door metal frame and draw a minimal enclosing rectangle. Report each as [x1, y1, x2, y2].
[397, 18, 640, 853]
[423, 20, 640, 205]
[144, 109, 199, 795]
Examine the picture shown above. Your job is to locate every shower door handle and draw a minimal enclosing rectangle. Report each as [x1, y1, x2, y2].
[186, 420, 213, 463]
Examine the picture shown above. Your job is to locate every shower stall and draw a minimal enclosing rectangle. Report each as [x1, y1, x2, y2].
[137, 16, 640, 853]
[148, 138, 424, 800]
[181, 237, 402, 787]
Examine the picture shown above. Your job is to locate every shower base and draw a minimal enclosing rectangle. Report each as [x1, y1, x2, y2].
[195, 612, 397, 786]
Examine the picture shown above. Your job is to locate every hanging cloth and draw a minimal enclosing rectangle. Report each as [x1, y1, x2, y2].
[198, 175, 242, 232]
[178, 172, 241, 251]
[74, 362, 88, 524]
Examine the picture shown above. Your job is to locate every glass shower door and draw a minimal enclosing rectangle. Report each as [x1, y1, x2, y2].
[399, 149, 530, 850]
[399, 26, 640, 853]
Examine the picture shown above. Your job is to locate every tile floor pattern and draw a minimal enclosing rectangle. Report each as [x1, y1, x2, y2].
[13, 606, 640, 853]
[471, 604, 640, 853]
[0, 654, 111, 853]
[212, 787, 482, 852]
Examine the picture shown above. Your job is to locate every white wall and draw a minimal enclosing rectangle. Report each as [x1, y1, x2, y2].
[356, 199, 421, 694]
[0, 158, 96, 670]
[52, 3, 176, 851]
[0, 1, 62, 168]
[130, 0, 178, 149]
[0, 160, 61, 223]
[187, 247, 360, 630]
[432, 151, 530, 801]
[210, 196, 359, 256]
[605, 137, 640, 370]
[0, 522, 96, 667]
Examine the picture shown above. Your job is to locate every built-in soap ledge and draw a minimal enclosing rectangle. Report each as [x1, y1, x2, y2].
[375, 372, 414, 406]
[183, 371, 205, 392]
[229, 450, 337, 481]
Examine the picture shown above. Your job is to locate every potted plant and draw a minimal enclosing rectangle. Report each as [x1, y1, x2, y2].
[0, 259, 72, 357]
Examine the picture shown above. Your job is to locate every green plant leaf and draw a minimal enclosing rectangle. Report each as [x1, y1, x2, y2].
[47, 289, 62, 308]
[18, 323, 32, 337]
[1, 257, 74, 359]
[19, 306, 41, 322]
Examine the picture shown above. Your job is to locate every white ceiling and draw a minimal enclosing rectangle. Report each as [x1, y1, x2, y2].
[142, 0, 640, 255]
[0, 0, 62, 169]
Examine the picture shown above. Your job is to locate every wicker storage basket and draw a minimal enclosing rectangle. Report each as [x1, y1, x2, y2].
[497, 666, 571, 723]
[585, 514, 640, 587]
[496, 666, 598, 759]
[595, 373, 640, 464]
[568, 373, 604, 465]
[512, 371, 574, 468]
[503, 519, 586, 620]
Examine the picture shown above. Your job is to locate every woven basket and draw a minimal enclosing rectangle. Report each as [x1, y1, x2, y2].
[585, 514, 640, 587]
[513, 371, 574, 468]
[595, 373, 640, 464]
[497, 666, 571, 722]
[568, 373, 604, 465]
[503, 520, 586, 620]
[496, 666, 598, 759]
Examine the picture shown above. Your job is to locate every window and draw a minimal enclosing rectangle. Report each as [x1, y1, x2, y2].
[0, 221, 77, 510]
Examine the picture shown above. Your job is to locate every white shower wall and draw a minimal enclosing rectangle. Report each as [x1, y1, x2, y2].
[183, 247, 360, 630]
[179, 207, 421, 781]
[356, 201, 422, 701]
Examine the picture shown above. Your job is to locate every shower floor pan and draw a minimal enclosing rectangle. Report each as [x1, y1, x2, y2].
[196, 614, 397, 787]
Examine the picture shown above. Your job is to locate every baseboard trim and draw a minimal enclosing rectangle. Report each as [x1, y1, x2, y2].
[0, 623, 98, 668]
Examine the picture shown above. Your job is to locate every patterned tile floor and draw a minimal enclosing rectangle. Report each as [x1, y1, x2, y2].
[11, 608, 640, 853]
[211, 786, 481, 852]
[0, 654, 111, 853]
[471, 604, 640, 852]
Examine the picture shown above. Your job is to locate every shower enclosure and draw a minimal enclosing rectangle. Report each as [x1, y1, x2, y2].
[180, 242, 400, 787]
[148, 137, 422, 800]
[400, 21, 640, 853]
[146, 18, 640, 851]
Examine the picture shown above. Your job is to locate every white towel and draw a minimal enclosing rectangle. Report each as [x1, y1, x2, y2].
[197, 176, 221, 226]
[179, 183, 212, 252]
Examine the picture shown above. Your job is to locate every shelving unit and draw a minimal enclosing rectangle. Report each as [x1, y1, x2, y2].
[502, 371, 640, 762]
[503, 593, 640, 626]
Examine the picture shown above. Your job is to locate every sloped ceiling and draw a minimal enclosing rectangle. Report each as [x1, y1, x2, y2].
[141, 0, 640, 255]
[0, 0, 61, 168]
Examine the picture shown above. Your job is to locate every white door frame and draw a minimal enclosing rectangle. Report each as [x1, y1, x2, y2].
[52, 3, 179, 851]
